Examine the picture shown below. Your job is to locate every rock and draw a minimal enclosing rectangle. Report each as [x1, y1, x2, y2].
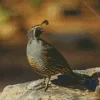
[0, 67, 100, 100]
[95, 84, 100, 98]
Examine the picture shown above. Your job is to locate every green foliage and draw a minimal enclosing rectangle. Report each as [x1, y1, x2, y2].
[31, 0, 41, 6]
[0, 6, 11, 24]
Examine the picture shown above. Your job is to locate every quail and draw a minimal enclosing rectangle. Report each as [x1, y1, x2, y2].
[26, 20, 79, 91]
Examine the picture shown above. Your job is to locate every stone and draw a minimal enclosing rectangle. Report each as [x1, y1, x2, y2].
[95, 84, 100, 98]
[0, 67, 100, 100]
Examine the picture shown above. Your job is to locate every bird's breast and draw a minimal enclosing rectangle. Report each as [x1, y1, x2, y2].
[27, 55, 41, 72]
[27, 40, 43, 57]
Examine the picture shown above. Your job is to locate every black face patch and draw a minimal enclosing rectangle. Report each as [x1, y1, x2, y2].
[35, 28, 43, 38]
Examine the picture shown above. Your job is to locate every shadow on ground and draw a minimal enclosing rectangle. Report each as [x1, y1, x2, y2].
[52, 72, 100, 91]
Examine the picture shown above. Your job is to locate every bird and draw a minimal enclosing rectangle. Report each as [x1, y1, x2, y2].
[26, 20, 80, 91]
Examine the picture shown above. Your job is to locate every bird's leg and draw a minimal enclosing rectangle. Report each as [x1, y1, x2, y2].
[45, 76, 51, 91]
[42, 77, 46, 85]
[35, 77, 51, 91]
[33, 77, 46, 90]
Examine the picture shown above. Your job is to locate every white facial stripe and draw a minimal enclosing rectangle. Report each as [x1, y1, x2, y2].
[31, 25, 41, 31]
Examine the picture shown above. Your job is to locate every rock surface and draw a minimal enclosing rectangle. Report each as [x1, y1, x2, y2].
[0, 67, 100, 100]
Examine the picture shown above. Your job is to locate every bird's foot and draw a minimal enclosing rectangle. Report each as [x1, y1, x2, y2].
[34, 81, 46, 87]
[27, 77, 51, 91]
[27, 80, 46, 91]
[45, 83, 51, 91]
[35, 83, 51, 91]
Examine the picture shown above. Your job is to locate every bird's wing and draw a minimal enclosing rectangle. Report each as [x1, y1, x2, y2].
[41, 40, 72, 73]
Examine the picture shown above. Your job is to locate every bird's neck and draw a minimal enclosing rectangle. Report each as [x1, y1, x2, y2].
[29, 37, 42, 44]
[35, 37, 41, 43]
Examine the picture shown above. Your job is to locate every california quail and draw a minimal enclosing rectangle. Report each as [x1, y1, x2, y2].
[26, 20, 78, 91]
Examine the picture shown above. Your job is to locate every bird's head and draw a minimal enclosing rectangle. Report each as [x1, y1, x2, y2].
[27, 20, 49, 40]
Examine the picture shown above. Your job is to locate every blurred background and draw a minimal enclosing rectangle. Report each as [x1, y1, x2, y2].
[0, 0, 100, 92]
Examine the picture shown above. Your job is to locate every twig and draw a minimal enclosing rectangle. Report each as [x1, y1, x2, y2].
[83, 0, 100, 19]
